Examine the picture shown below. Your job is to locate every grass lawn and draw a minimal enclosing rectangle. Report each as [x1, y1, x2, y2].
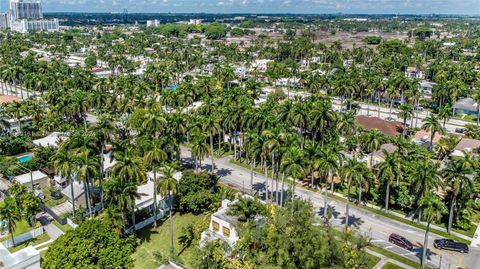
[368, 245, 423, 269]
[132, 213, 208, 269]
[52, 220, 73, 233]
[365, 252, 382, 269]
[0, 220, 41, 242]
[7, 233, 50, 252]
[382, 262, 405, 269]
[43, 187, 67, 208]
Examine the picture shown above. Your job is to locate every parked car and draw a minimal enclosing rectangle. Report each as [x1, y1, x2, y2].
[433, 239, 469, 253]
[386, 116, 396, 121]
[51, 191, 63, 200]
[388, 233, 414, 251]
[455, 128, 465, 134]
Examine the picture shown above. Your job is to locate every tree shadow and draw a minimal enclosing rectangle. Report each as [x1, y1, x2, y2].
[318, 204, 341, 219]
[339, 214, 365, 229]
[216, 168, 232, 177]
[414, 243, 437, 264]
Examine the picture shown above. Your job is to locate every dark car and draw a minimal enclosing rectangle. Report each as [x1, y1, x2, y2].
[455, 128, 465, 134]
[434, 239, 469, 253]
[389, 233, 414, 251]
[51, 191, 63, 200]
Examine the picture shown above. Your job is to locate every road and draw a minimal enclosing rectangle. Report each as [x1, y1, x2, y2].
[180, 146, 480, 269]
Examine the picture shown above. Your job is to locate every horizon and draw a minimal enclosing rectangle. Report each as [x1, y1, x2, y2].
[0, 0, 479, 16]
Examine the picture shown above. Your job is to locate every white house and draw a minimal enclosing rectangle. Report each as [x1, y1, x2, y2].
[0, 243, 40, 269]
[405, 67, 424, 79]
[200, 199, 240, 247]
[61, 181, 88, 209]
[32, 132, 68, 148]
[252, 59, 273, 72]
[13, 171, 48, 189]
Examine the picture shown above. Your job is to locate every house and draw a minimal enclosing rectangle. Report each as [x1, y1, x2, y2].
[0, 95, 22, 105]
[405, 67, 424, 79]
[453, 98, 478, 116]
[413, 130, 444, 147]
[0, 243, 40, 269]
[32, 132, 68, 148]
[420, 81, 436, 95]
[61, 181, 87, 208]
[13, 171, 49, 189]
[252, 59, 272, 72]
[200, 199, 240, 247]
[355, 116, 404, 137]
[451, 138, 480, 158]
[369, 143, 398, 167]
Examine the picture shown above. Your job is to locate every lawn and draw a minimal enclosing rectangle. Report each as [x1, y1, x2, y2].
[7, 233, 50, 252]
[365, 253, 382, 269]
[368, 245, 423, 269]
[132, 213, 208, 269]
[382, 262, 405, 269]
[42, 187, 67, 208]
[52, 220, 73, 233]
[0, 219, 41, 242]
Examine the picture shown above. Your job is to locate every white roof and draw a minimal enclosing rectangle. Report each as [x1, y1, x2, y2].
[13, 171, 48, 185]
[32, 132, 67, 148]
[0, 243, 40, 269]
[103, 153, 117, 171]
[61, 181, 85, 200]
[135, 180, 157, 209]
[147, 171, 182, 182]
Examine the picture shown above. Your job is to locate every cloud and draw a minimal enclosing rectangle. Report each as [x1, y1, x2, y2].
[4, 0, 476, 14]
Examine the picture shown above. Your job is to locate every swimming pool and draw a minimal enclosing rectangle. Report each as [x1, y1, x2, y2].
[17, 154, 33, 163]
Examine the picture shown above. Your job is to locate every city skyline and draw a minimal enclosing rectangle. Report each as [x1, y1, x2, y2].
[0, 0, 479, 15]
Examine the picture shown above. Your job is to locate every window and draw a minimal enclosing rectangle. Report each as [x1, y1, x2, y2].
[212, 221, 219, 231]
[222, 227, 230, 237]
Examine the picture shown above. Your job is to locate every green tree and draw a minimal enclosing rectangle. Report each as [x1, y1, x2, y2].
[422, 114, 444, 150]
[159, 165, 178, 255]
[0, 198, 21, 247]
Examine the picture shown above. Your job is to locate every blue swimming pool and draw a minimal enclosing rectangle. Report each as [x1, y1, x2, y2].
[17, 154, 33, 163]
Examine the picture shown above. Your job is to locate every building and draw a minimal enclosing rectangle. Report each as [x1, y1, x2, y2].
[451, 138, 480, 158]
[189, 19, 202, 25]
[405, 67, 424, 79]
[0, 13, 10, 29]
[3, 0, 59, 33]
[146, 19, 160, 27]
[13, 170, 49, 189]
[200, 199, 240, 247]
[369, 143, 398, 167]
[413, 130, 444, 148]
[355, 116, 404, 137]
[420, 81, 436, 95]
[453, 98, 478, 116]
[32, 132, 68, 148]
[0, 242, 40, 269]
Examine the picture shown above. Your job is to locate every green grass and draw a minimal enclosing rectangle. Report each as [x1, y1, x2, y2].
[43, 187, 67, 208]
[132, 213, 208, 269]
[365, 252, 382, 269]
[382, 262, 405, 269]
[368, 245, 423, 269]
[52, 220, 73, 233]
[7, 233, 50, 252]
[0, 220, 41, 242]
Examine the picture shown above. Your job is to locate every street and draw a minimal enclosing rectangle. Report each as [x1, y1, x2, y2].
[180, 146, 480, 269]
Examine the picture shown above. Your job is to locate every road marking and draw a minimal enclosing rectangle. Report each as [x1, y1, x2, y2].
[406, 229, 415, 233]
[402, 252, 416, 256]
[371, 239, 384, 243]
[385, 246, 393, 249]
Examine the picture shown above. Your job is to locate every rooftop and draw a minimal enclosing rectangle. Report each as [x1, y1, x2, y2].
[356, 116, 403, 137]
[0, 243, 40, 269]
[13, 170, 48, 185]
[0, 95, 22, 105]
[32, 132, 68, 148]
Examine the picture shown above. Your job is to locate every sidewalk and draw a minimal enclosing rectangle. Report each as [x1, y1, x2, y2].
[366, 248, 415, 269]
[469, 222, 480, 247]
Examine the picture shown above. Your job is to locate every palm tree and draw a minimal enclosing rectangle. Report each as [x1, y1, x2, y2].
[280, 146, 305, 202]
[438, 104, 453, 129]
[343, 158, 369, 228]
[422, 115, 444, 151]
[410, 161, 443, 222]
[53, 149, 77, 216]
[443, 157, 474, 234]
[22, 192, 40, 228]
[417, 193, 447, 269]
[377, 151, 401, 212]
[75, 148, 99, 217]
[472, 88, 480, 126]
[363, 128, 382, 168]
[191, 133, 210, 172]
[104, 177, 140, 233]
[203, 116, 221, 172]
[113, 149, 147, 184]
[144, 141, 167, 227]
[315, 146, 340, 218]
[159, 165, 178, 255]
[398, 104, 413, 137]
[0, 198, 21, 247]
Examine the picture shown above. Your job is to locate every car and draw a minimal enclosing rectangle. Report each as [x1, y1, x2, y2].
[433, 239, 469, 253]
[51, 191, 63, 200]
[388, 233, 413, 251]
[386, 116, 396, 121]
[455, 128, 465, 134]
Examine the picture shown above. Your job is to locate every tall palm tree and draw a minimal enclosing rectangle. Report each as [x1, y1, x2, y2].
[410, 161, 443, 223]
[0, 198, 21, 247]
[203, 116, 221, 172]
[417, 193, 447, 269]
[191, 133, 210, 172]
[280, 146, 305, 202]
[113, 149, 147, 184]
[422, 114, 444, 150]
[377, 151, 401, 212]
[443, 157, 474, 234]
[363, 128, 382, 168]
[75, 148, 99, 217]
[104, 177, 140, 233]
[144, 141, 167, 228]
[159, 165, 178, 254]
[398, 104, 413, 137]
[343, 158, 369, 228]
[315, 146, 340, 218]
[53, 149, 77, 216]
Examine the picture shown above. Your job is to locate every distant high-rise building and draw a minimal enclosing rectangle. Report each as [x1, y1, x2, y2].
[146, 19, 160, 27]
[9, 0, 43, 20]
[0, 0, 59, 33]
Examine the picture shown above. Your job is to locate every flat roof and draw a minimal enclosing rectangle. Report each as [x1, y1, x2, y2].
[13, 171, 48, 185]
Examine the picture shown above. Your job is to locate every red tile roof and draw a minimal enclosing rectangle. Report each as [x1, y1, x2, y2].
[0, 95, 22, 105]
[356, 116, 403, 136]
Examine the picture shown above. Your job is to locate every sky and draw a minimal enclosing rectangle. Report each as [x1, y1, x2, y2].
[0, 0, 479, 15]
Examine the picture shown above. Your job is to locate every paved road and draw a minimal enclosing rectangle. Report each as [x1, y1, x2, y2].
[38, 214, 64, 240]
[180, 146, 480, 269]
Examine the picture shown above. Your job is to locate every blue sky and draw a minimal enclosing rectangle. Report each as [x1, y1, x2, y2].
[0, 0, 479, 14]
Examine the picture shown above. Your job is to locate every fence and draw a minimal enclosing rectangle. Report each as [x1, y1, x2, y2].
[1, 227, 44, 248]
[39, 202, 67, 225]
[126, 208, 170, 233]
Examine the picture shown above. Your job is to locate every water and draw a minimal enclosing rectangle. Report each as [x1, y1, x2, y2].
[17, 154, 33, 163]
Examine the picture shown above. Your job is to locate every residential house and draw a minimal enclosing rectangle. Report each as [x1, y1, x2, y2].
[420, 81, 436, 95]
[13, 171, 49, 189]
[355, 116, 404, 137]
[405, 67, 424, 79]
[252, 59, 272, 72]
[451, 138, 480, 158]
[453, 98, 478, 116]
[61, 181, 88, 209]
[32, 132, 68, 148]
[413, 130, 444, 148]
[0, 243, 40, 269]
[368, 143, 398, 167]
[200, 199, 240, 247]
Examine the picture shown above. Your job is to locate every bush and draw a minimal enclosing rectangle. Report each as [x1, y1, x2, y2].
[0, 135, 32, 156]
[363, 36, 381, 45]
[177, 170, 219, 214]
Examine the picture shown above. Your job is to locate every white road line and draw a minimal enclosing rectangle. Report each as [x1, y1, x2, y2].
[385, 246, 393, 249]
[371, 239, 384, 243]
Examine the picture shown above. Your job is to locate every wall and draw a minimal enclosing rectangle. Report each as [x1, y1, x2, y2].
[1, 227, 44, 249]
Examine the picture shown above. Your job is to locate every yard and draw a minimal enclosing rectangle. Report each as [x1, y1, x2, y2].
[132, 213, 208, 269]
[7, 232, 50, 252]
[382, 262, 404, 269]
[42, 187, 67, 208]
[0, 219, 41, 241]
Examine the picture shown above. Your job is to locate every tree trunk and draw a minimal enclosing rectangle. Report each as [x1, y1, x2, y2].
[10, 228, 15, 247]
[323, 173, 328, 218]
[330, 172, 335, 194]
[83, 180, 91, 217]
[280, 172, 285, 206]
[153, 171, 157, 228]
[270, 153, 275, 202]
[448, 195, 455, 234]
[100, 144, 105, 209]
[385, 180, 390, 212]
[345, 178, 351, 228]
[421, 222, 430, 269]
[169, 193, 174, 254]
[70, 175, 76, 216]
[131, 209, 136, 232]
[250, 159, 254, 195]
[358, 185, 362, 204]
[264, 160, 269, 202]
[210, 134, 214, 172]
[311, 171, 315, 189]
